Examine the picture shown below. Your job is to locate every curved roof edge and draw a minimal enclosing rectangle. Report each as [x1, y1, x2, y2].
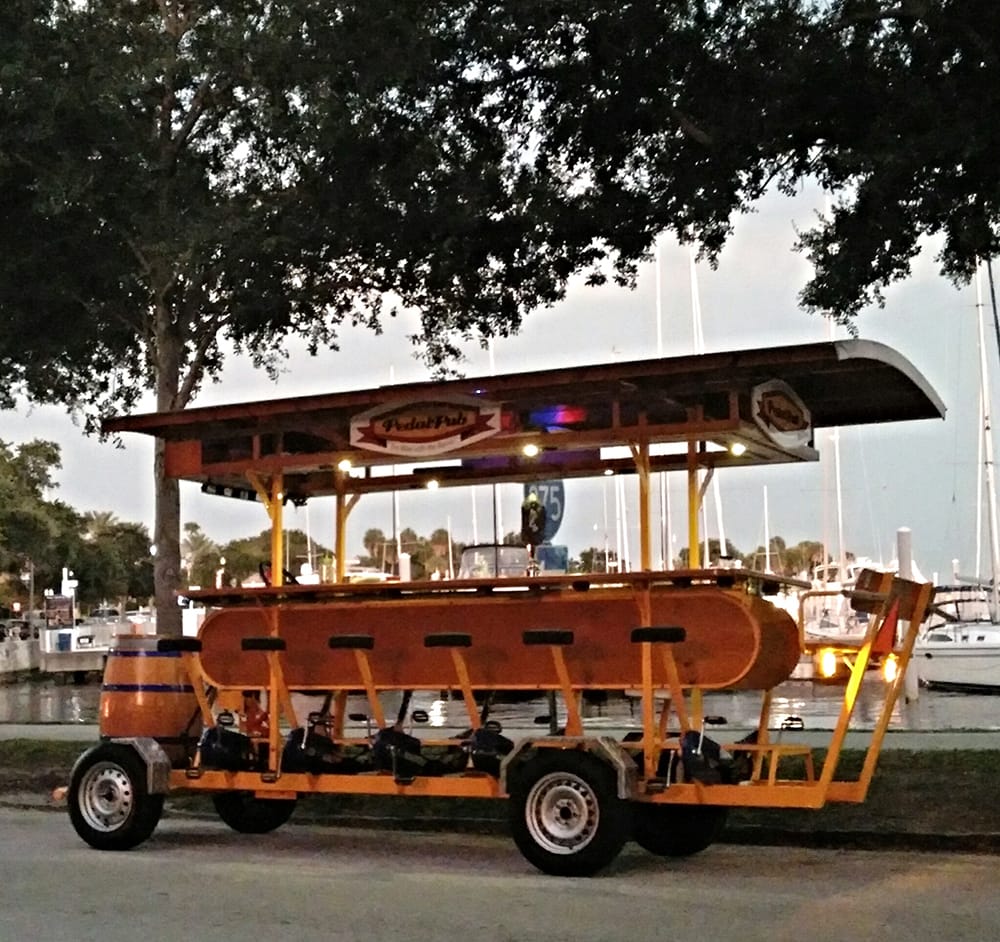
[833, 338, 946, 421]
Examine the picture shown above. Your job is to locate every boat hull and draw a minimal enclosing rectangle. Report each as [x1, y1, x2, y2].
[916, 643, 1000, 691]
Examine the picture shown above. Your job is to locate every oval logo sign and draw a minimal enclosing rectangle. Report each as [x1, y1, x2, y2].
[351, 396, 500, 457]
[752, 379, 812, 450]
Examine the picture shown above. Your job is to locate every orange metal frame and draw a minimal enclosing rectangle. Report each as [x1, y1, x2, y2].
[96, 342, 943, 811]
[166, 568, 932, 808]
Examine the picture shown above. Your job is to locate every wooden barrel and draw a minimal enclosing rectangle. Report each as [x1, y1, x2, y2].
[99, 635, 201, 765]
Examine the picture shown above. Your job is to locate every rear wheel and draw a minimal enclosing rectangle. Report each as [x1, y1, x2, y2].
[212, 791, 297, 833]
[631, 803, 727, 857]
[509, 750, 629, 877]
[68, 743, 164, 851]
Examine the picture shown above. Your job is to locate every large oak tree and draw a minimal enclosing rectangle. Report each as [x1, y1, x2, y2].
[1, 1, 605, 630]
[4, 1, 1000, 629]
[456, 1, 1000, 319]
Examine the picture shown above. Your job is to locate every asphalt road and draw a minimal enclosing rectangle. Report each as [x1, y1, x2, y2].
[2, 808, 997, 942]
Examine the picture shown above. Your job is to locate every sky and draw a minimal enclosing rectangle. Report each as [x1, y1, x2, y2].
[1, 184, 991, 584]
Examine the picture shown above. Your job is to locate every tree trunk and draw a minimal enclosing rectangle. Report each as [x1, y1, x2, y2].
[153, 438, 182, 636]
[152, 304, 183, 637]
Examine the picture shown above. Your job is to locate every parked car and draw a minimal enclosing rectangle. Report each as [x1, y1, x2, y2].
[458, 544, 530, 578]
[89, 607, 121, 620]
[0, 619, 37, 641]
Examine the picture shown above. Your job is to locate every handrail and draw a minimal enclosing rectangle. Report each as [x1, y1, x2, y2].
[184, 566, 810, 607]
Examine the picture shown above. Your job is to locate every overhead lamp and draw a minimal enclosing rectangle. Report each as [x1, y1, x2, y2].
[425, 478, 440, 490]
[337, 458, 353, 472]
[522, 443, 540, 458]
[729, 442, 748, 457]
[603, 468, 614, 476]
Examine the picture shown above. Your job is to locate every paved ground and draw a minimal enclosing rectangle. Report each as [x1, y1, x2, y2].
[3, 808, 998, 942]
[5, 721, 1000, 854]
[0, 723, 102, 741]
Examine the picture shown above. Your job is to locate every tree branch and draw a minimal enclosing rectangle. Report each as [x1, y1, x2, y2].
[124, 235, 152, 275]
[670, 106, 713, 146]
[176, 312, 229, 410]
[171, 75, 235, 158]
[836, 1, 931, 30]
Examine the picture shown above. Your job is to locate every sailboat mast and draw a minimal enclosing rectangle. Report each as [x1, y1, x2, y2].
[976, 382, 984, 580]
[690, 247, 725, 560]
[987, 258, 1000, 359]
[834, 426, 846, 580]
[654, 237, 671, 570]
[763, 485, 771, 573]
[975, 263, 1000, 615]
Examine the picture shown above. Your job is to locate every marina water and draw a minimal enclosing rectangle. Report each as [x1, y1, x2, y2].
[2, 676, 999, 732]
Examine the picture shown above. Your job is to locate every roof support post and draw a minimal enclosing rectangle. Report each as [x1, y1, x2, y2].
[686, 409, 702, 568]
[333, 471, 362, 583]
[631, 436, 652, 570]
[335, 488, 348, 583]
[270, 474, 284, 586]
[247, 471, 284, 586]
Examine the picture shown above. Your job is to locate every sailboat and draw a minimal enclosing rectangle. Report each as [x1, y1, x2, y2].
[800, 555, 878, 644]
[915, 260, 1000, 691]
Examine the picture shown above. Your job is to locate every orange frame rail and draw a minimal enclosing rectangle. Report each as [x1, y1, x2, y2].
[91, 341, 945, 831]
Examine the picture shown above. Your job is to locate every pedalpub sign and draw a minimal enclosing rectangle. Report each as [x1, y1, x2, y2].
[350, 396, 501, 458]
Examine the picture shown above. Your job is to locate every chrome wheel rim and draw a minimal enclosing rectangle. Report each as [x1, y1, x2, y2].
[78, 762, 134, 833]
[525, 770, 599, 855]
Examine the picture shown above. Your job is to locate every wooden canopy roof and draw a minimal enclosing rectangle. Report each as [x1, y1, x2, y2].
[104, 339, 944, 501]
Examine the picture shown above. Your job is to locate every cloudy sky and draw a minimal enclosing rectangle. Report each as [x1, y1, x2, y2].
[2, 184, 989, 583]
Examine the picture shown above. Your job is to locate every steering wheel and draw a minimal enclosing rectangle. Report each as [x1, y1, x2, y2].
[259, 562, 298, 587]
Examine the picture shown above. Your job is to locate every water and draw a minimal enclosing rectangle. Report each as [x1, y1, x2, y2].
[0, 678, 97, 725]
[2, 676, 999, 732]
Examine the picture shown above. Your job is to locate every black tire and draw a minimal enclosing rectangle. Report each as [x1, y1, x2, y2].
[68, 743, 165, 851]
[509, 750, 630, 877]
[212, 791, 297, 833]
[631, 803, 728, 857]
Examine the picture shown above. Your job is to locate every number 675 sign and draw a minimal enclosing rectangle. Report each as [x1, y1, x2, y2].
[523, 480, 564, 543]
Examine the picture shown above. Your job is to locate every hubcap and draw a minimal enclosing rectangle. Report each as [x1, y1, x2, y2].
[79, 762, 134, 833]
[525, 770, 599, 855]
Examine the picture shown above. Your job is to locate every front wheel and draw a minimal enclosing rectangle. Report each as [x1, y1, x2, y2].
[68, 743, 164, 851]
[631, 803, 727, 857]
[509, 750, 629, 877]
[212, 791, 297, 833]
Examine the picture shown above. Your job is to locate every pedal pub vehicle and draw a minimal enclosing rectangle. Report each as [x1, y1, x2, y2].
[68, 339, 944, 876]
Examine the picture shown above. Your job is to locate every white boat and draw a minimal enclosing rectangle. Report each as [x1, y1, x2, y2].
[915, 586, 1000, 691]
[800, 557, 878, 645]
[914, 263, 1000, 691]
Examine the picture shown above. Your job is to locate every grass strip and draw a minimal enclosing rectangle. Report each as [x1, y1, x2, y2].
[5, 740, 999, 839]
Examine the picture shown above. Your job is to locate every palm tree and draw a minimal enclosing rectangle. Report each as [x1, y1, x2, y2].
[82, 510, 120, 541]
[181, 522, 220, 588]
